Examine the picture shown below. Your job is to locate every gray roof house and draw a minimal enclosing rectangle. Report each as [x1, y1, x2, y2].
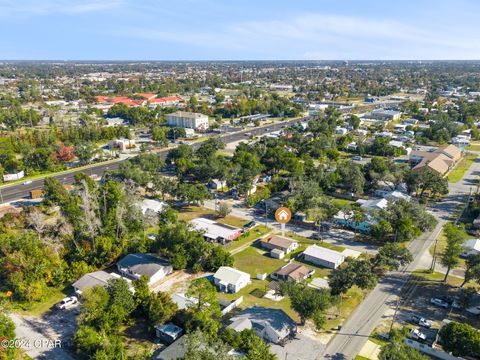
[116, 253, 173, 286]
[72, 271, 132, 296]
[228, 306, 297, 344]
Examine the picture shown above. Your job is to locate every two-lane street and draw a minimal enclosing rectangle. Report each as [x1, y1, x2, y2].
[0, 117, 306, 204]
[323, 155, 480, 359]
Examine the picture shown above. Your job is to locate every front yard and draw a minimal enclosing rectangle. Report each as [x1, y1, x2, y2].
[448, 153, 477, 183]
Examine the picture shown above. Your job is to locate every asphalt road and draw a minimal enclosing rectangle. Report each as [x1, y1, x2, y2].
[0, 117, 306, 204]
[323, 156, 480, 359]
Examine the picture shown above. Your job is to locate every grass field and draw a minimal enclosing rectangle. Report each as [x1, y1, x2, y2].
[226, 225, 270, 252]
[11, 287, 68, 316]
[429, 227, 468, 268]
[448, 154, 478, 183]
[324, 286, 366, 331]
[468, 143, 480, 152]
[286, 232, 346, 252]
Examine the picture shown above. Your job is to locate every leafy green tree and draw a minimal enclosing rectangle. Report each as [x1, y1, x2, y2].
[204, 245, 234, 271]
[370, 243, 413, 274]
[379, 329, 428, 360]
[441, 223, 466, 281]
[186, 278, 220, 316]
[406, 168, 449, 198]
[184, 330, 233, 360]
[146, 291, 178, 326]
[75, 141, 97, 165]
[439, 321, 480, 357]
[461, 253, 480, 287]
[280, 282, 331, 328]
[329, 258, 378, 295]
[216, 202, 231, 218]
[0, 313, 17, 360]
[337, 161, 365, 194]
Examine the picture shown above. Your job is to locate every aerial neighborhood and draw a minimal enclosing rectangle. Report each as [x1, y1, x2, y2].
[0, 24, 480, 360]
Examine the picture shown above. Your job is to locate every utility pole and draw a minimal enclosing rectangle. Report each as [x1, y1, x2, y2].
[264, 202, 268, 227]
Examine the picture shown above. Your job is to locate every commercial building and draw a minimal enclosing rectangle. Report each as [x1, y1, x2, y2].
[367, 109, 402, 121]
[302, 245, 345, 269]
[190, 218, 242, 244]
[166, 111, 209, 129]
[410, 144, 462, 176]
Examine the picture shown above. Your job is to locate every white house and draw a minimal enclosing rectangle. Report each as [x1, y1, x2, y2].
[303, 245, 345, 269]
[190, 218, 242, 244]
[137, 198, 167, 215]
[463, 239, 480, 257]
[116, 253, 173, 286]
[213, 266, 251, 293]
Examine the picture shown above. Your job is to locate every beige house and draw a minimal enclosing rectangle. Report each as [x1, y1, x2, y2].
[410, 144, 462, 175]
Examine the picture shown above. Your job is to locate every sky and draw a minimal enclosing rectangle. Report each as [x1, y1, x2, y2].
[0, 0, 479, 60]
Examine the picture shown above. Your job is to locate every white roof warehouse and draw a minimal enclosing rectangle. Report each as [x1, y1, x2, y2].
[302, 245, 345, 269]
[190, 218, 242, 244]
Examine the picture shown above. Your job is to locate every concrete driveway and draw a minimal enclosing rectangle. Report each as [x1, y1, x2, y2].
[270, 333, 325, 360]
[9, 305, 79, 360]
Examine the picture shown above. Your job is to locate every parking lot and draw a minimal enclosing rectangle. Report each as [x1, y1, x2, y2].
[393, 272, 480, 345]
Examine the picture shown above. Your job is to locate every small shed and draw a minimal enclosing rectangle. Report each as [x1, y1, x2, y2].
[155, 323, 183, 344]
[271, 248, 285, 259]
[256, 273, 267, 280]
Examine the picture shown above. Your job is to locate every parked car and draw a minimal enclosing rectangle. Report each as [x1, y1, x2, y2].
[409, 328, 427, 341]
[430, 297, 449, 308]
[351, 156, 363, 161]
[411, 315, 432, 328]
[310, 232, 322, 240]
[56, 296, 78, 310]
[23, 180, 32, 185]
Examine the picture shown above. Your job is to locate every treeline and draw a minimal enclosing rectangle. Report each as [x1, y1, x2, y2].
[0, 125, 130, 177]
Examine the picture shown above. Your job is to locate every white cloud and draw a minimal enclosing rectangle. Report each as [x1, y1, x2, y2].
[119, 12, 480, 59]
[0, 0, 124, 17]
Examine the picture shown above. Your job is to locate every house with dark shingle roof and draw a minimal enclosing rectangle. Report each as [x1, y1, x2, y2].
[271, 263, 313, 282]
[116, 253, 173, 286]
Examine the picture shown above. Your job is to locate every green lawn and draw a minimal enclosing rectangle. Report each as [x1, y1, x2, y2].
[324, 286, 366, 331]
[217, 278, 297, 320]
[429, 228, 468, 268]
[412, 269, 465, 287]
[226, 225, 270, 252]
[286, 232, 346, 252]
[11, 287, 68, 316]
[448, 154, 478, 183]
[468, 143, 480, 152]
[233, 246, 287, 276]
